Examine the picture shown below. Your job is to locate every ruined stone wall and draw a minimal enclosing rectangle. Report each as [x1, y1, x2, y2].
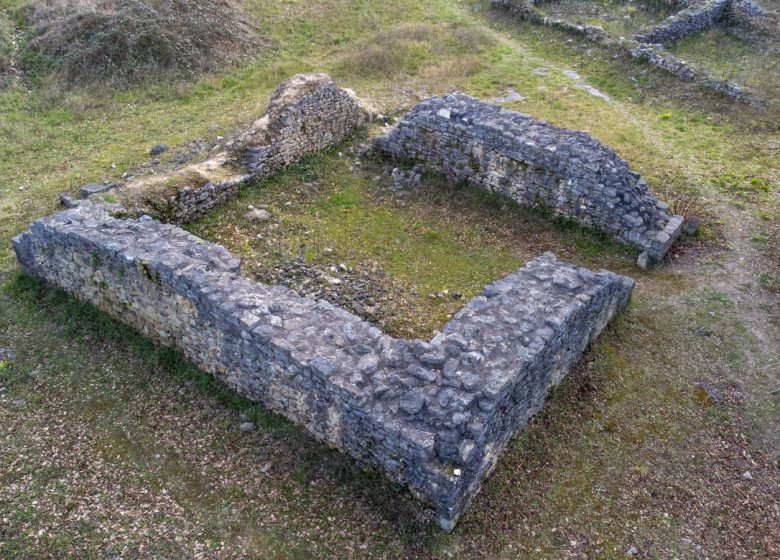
[375, 94, 683, 267]
[13, 202, 633, 531]
[628, 43, 748, 98]
[120, 73, 372, 223]
[634, 0, 731, 44]
[490, 0, 754, 101]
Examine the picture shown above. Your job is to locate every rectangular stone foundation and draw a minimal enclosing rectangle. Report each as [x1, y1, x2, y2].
[13, 202, 634, 530]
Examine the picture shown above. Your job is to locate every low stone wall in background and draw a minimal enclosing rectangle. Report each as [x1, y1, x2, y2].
[634, 0, 731, 44]
[490, 0, 758, 102]
[375, 94, 683, 268]
[119, 73, 373, 223]
[13, 201, 633, 531]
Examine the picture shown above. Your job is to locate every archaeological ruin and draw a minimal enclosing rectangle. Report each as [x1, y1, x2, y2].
[375, 93, 684, 268]
[13, 201, 634, 531]
[13, 73, 683, 530]
[492, 0, 774, 101]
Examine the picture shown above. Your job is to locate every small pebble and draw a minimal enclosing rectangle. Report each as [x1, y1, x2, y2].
[239, 422, 256, 432]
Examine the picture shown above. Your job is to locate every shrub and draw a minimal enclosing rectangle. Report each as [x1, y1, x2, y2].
[23, 0, 263, 87]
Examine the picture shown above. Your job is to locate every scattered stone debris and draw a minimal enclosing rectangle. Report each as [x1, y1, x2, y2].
[742, 470, 754, 480]
[80, 183, 117, 198]
[59, 193, 80, 208]
[533, 67, 549, 75]
[390, 166, 424, 193]
[245, 208, 272, 222]
[253, 257, 405, 331]
[561, 68, 612, 101]
[149, 143, 168, 156]
[563, 69, 581, 80]
[683, 216, 701, 236]
[694, 381, 725, 406]
[0, 347, 15, 363]
[574, 82, 611, 102]
[625, 545, 639, 557]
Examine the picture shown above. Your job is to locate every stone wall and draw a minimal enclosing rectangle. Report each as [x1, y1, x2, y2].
[628, 43, 748, 98]
[634, 0, 731, 44]
[374, 94, 683, 268]
[13, 201, 633, 531]
[119, 73, 372, 223]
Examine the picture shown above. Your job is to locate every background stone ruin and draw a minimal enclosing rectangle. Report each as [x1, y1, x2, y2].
[12, 201, 633, 531]
[375, 93, 683, 268]
[492, 0, 776, 101]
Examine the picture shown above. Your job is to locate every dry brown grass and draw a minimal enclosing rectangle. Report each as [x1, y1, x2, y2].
[23, 0, 264, 87]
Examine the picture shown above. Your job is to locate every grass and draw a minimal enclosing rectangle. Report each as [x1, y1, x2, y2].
[536, 0, 674, 37]
[1, 0, 779, 557]
[0, 9, 12, 80]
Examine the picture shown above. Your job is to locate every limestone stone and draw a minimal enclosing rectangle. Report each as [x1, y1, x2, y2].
[120, 74, 373, 224]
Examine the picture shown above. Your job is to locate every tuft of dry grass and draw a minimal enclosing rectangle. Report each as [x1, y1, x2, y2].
[23, 0, 264, 88]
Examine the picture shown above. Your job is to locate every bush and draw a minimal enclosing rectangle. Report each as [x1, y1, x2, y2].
[23, 0, 263, 87]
